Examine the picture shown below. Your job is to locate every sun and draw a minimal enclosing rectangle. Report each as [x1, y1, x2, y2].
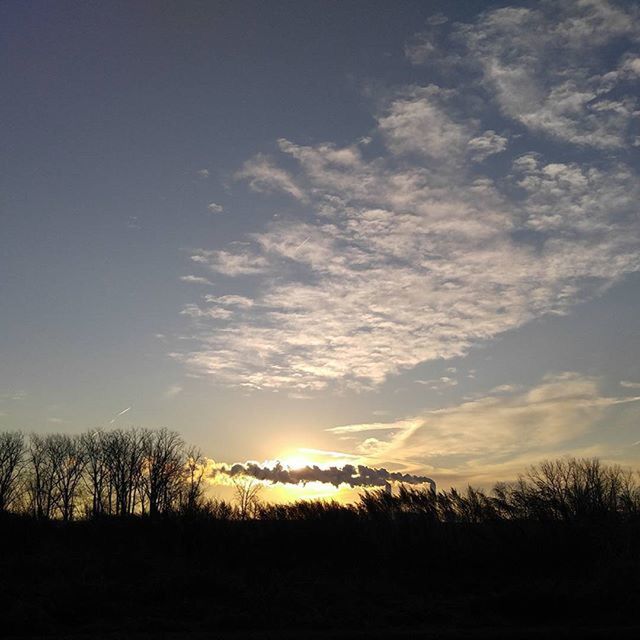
[273, 447, 361, 471]
[277, 453, 313, 470]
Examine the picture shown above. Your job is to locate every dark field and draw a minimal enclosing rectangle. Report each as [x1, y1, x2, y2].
[2, 511, 639, 639]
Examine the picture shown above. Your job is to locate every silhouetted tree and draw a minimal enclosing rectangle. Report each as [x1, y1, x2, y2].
[49, 434, 86, 521]
[26, 434, 58, 519]
[233, 476, 262, 519]
[0, 431, 25, 513]
[103, 429, 145, 516]
[81, 429, 110, 517]
[140, 428, 184, 516]
[181, 445, 207, 513]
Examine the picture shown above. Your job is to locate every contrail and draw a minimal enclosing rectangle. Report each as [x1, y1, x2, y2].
[109, 406, 131, 424]
[213, 461, 436, 492]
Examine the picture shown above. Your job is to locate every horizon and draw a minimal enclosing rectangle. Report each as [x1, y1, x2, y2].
[2, 0, 640, 502]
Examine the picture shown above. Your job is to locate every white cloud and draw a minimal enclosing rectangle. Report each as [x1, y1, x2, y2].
[327, 419, 420, 436]
[177, 1, 640, 392]
[196, 169, 210, 179]
[180, 275, 214, 286]
[415, 376, 458, 390]
[491, 384, 521, 394]
[190, 249, 269, 276]
[467, 130, 508, 161]
[620, 380, 640, 389]
[513, 154, 640, 236]
[235, 152, 306, 201]
[207, 202, 224, 214]
[204, 294, 254, 308]
[180, 304, 232, 320]
[378, 86, 471, 161]
[178, 126, 639, 390]
[446, 1, 640, 148]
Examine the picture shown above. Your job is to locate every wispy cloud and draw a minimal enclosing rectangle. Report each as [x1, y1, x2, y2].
[190, 249, 269, 276]
[177, 0, 640, 392]
[235, 152, 306, 201]
[165, 385, 183, 398]
[180, 275, 214, 286]
[409, 1, 640, 149]
[325, 373, 640, 485]
[415, 377, 458, 391]
[0, 390, 27, 402]
[327, 419, 421, 436]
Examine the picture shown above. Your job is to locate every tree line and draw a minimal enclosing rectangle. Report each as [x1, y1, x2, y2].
[2, 427, 640, 524]
[0, 428, 206, 519]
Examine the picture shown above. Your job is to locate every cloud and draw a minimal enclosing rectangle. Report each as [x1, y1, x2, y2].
[207, 202, 224, 214]
[196, 169, 210, 179]
[620, 380, 640, 389]
[512, 154, 640, 236]
[0, 391, 27, 402]
[415, 376, 458, 391]
[210, 459, 435, 490]
[327, 373, 640, 484]
[180, 275, 214, 286]
[235, 152, 306, 201]
[425, 1, 640, 149]
[467, 130, 508, 161]
[327, 419, 421, 436]
[377, 86, 472, 162]
[190, 249, 269, 276]
[180, 304, 232, 320]
[177, 1, 640, 392]
[165, 385, 183, 398]
[204, 294, 254, 309]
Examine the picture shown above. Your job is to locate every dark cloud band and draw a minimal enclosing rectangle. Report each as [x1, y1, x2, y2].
[215, 461, 436, 492]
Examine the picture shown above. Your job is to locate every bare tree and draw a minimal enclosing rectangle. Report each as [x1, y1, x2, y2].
[26, 434, 57, 519]
[81, 429, 110, 518]
[103, 429, 145, 516]
[181, 445, 207, 513]
[140, 428, 185, 516]
[233, 476, 262, 519]
[48, 434, 86, 521]
[0, 431, 25, 513]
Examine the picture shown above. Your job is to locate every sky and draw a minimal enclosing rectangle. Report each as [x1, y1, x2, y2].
[2, 0, 640, 499]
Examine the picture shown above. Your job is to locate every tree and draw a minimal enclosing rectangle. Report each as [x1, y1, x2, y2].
[26, 434, 57, 519]
[233, 476, 262, 519]
[49, 434, 86, 521]
[81, 429, 110, 518]
[0, 431, 25, 513]
[103, 429, 145, 516]
[140, 428, 185, 516]
[181, 445, 207, 513]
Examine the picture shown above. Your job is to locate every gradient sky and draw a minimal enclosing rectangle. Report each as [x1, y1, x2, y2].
[2, 0, 640, 496]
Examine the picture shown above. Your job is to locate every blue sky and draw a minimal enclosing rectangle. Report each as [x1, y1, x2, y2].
[2, 0, 640, 492]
